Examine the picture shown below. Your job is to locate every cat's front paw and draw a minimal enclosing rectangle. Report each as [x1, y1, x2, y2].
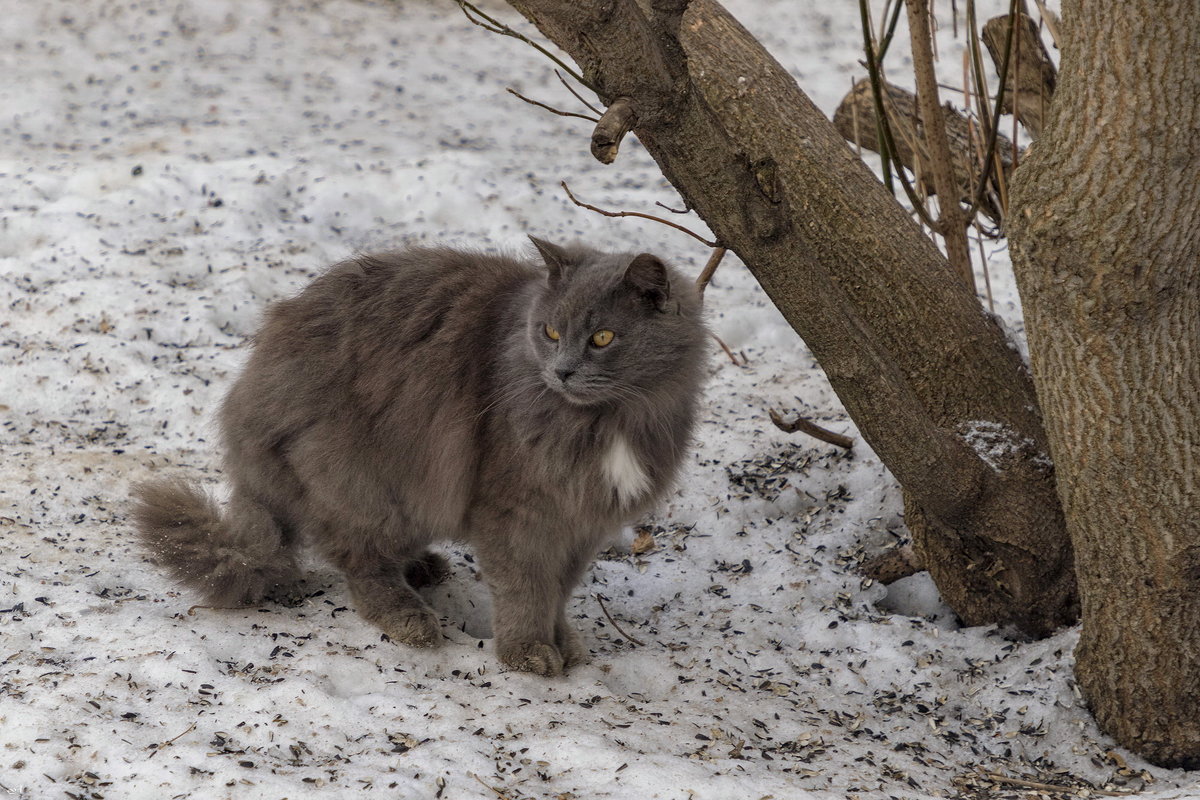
[378, 608, 443, 648]
[497, 640, 564, 676]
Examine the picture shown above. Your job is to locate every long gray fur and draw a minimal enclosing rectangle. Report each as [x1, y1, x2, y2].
[132, 238, 708, 675]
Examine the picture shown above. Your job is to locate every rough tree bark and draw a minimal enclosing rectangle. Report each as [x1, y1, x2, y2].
[1008, 1, 1200, 767]
[504, 0, 1077, 635]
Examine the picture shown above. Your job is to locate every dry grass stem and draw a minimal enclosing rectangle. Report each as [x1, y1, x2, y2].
[148, 722, 197, 759]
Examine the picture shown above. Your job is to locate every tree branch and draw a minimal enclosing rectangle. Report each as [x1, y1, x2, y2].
[768, 408, 855, 450]
[904, 0, 974, 289]
[695, 246, 727, 293]
[506, 87, 599, 122]
[502, 0, 1074, 636]
[560, 181, 719, 247]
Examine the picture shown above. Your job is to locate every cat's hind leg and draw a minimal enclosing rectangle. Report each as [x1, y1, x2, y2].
[315, 527, 443, 648]
[403, 549, 451, 589]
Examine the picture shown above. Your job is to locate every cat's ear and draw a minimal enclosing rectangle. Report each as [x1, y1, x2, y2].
[529, 236, 570, 287]
[624, 253, 671, 311]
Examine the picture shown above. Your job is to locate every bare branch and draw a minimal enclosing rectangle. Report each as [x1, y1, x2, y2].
[455, 0, 597, 93]
[591, 97, 637, 164]
[505, 87, 599, 122]
[560, 181, 719, 247]
[768, 408, 855, 450]
[655, 199, 690, 214]
[555, 69, 603, 115]
[904, 0, 974, 289]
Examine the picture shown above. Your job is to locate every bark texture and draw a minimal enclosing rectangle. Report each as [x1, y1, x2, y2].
[1008, 1, 1200, 766]
[505, 0, 1077, 635]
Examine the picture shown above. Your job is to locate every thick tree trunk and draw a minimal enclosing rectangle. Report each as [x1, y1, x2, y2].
[505, 0, 1077, 635]
[1009, 1, 1200, 767]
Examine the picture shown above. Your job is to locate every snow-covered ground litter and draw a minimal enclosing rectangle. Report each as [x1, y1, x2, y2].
[2, 0, 1197, 798]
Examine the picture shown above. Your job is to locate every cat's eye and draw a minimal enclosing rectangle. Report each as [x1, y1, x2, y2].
[544, 323, 560, 341]
[591, 329, 615, 347]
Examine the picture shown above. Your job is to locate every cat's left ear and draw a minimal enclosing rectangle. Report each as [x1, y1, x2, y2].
[529, 236, 571, 287]
[624, 253, 671, 312]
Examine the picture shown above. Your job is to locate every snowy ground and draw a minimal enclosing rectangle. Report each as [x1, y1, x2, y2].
[2, 1, 1197, 798]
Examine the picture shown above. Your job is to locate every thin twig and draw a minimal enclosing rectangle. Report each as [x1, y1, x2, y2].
[505, 87, 599, 122]
[768, 408, 855, 450]
[695, 246, 727, 293]
[655, 199, 690, 214]
[1029, 0, 1060, 47]
[148, 722, 196, 759]
[712, 333, 743, 366]
[595, 594, 645, 646]
[560, 182, 719, 247]
[979, 771, 1132, 798]
[904, 0, 974, 288]
[555, 69, 602, 115]
[455, 0, 598, 93]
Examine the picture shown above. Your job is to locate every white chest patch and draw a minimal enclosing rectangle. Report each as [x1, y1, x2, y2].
[603, 435, 651, 506]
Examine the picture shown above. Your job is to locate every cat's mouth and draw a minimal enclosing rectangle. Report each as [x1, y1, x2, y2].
[545, 374, 607, 406]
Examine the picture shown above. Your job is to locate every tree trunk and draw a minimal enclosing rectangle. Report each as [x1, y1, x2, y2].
[505, 0, 1077, 635]
[1008, 1, 1200, 767]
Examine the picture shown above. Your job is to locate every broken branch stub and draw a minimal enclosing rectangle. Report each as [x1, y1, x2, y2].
[591, 97, 638, 163]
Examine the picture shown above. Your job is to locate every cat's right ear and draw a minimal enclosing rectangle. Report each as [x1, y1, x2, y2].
[529, 236, 570, 287]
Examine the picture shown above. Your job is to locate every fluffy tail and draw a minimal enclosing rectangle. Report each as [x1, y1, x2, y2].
[131, 478, 299, 606]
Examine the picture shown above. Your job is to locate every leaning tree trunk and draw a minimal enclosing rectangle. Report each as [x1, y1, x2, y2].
[503, 0, 1077, 635]
[1008, 1, 1200, 767]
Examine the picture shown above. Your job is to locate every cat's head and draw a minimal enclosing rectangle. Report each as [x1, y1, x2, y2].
[526, 236, 706, 407]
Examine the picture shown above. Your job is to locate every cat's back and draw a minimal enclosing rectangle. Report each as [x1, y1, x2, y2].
[224, 246, 538, 535]
[269, 246, 532, 344]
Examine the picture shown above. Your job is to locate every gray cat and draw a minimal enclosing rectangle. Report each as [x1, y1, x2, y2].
[132, 238, 707, 675]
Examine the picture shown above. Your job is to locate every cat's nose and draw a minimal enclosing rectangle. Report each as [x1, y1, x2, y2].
[555, 366, 576, 382]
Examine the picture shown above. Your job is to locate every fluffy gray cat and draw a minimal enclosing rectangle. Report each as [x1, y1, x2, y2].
[132, 238, 707, 675]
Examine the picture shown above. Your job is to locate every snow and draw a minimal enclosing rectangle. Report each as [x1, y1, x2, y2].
[1, 0, 1196, 799]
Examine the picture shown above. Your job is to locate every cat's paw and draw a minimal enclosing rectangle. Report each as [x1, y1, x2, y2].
[404, 551, 451, 589]
[556, 626, 588, 669]
[378, 608, 443, 648]
[263, 579, 309, 608]
[497, 641, 564, 677]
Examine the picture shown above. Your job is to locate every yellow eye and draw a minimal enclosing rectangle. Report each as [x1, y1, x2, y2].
[544, 323, 560, 341]
[591, 329, 614, 347]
